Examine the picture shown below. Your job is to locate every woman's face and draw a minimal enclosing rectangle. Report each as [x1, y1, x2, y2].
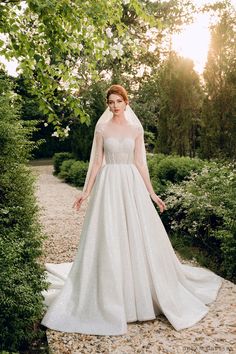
[107, 94, 127, 116]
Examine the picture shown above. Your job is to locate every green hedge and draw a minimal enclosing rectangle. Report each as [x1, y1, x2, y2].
[147, 154, 205, 195]
[55, 153, 206, 193]
[164, 163, 236, 281]
[69, 160, 89, 187]
[54, 153, 89, 187]
[52, 152, 74, 175]
[0, 73, 46, 352]
[58, 159, 76, 182]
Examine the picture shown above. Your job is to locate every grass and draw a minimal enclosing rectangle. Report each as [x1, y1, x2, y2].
[28, 159, 53, 166]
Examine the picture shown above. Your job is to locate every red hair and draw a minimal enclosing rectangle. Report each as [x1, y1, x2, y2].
[106, 85, 129, 103]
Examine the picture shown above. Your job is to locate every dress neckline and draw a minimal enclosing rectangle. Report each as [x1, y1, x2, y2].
[104, 136, 134, 143]
[109, 118, 130, 126]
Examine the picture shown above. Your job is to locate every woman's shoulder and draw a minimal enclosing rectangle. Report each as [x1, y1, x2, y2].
[134, 124, 144, 137]
[95, 121, 107, 135]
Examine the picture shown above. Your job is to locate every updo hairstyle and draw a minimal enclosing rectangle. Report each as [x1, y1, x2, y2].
[106, 85, 129, 104]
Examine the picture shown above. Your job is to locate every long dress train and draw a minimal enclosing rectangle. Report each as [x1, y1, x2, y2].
[41, 122, 222, 335]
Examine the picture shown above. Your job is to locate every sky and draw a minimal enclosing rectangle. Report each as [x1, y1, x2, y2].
[171, 0, 236, 74]
[0, 56, 18, 77]
[172, 12, 212, 74]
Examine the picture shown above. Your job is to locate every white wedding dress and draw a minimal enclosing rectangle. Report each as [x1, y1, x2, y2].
[41, 121, 222, 335]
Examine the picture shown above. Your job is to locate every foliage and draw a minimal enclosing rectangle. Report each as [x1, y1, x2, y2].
[0, 0, 156, 132]
[132, 75, 160, 130]
[164, 162, 236, 281]
[15, 75, 72, 158]
[1, 0, 234, 163]
[104, 0, 197, 89]
[157, 155, 204, 184]
[53, 153, 89, 187]
[57, 153, 205, 194]
[69, 161, 89, 187]
[144, 130, 156, 152]
[53, 153, 88, 187]
[200, 7, 236, 159]
[56, 152, 206, 195]
[0, 0, 204, 142]
[0, 72, 46, 351]
[157, 53, 203, 156]
[58, 159, 76, 183]
[147, 153, 205, 195]
[70, 81, 108, 161]
[133, 53, 203, 157]
[52, 152, 74, 175]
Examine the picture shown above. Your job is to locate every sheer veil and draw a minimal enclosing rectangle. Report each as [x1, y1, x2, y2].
[82, 104, 147, 193]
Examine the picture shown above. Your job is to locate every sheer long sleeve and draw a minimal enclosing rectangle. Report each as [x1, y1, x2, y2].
[134, 126, 156, 196]
[93, 128, 104, 167]
[83, 126, 104, 195]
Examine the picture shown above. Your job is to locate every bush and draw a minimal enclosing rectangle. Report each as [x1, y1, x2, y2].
[147, 154, 205, 195]
[0, 72, 46, 351]
[53, 152, 74, 175]
[57, 153, 205, 194]
[58, 159, 76, 183]
[147, 153, 166, 176]
[147, 153, 167, 193]
[164, 162, 236, 281]
[157, 155, 204, 184]
[69, 160, 89, 187]
[54, 154, 89, 188]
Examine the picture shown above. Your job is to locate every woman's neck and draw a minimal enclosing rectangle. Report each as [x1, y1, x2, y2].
[111, 113, 127, 125]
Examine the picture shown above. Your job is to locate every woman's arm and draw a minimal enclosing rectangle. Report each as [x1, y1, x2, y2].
[83, 131, 104, 196]
[133, 127, 155, 195]
[73, 130, 104, 211]
[134, 127, 166, 212]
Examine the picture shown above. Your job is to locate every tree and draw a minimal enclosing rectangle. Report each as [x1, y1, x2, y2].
[70, 80, 108, 161]
[134, 53, 203, 157]
[0, 0, 154, 132]
[200, 7, 236, 159]
[15, 75, 72, 158]
[0, 1, 201, 131]
[96, 0, 198, 95]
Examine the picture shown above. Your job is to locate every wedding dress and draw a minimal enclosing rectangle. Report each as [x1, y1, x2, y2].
[41, 117, 222, 335]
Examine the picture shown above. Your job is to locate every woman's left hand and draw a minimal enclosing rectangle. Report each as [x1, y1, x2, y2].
[150, 193, 166, 213]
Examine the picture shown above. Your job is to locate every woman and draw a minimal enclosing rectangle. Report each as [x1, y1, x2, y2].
[41, 85, 222, 335]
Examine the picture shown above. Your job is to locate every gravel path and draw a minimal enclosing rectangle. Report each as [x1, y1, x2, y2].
[33, 164, 236, 354]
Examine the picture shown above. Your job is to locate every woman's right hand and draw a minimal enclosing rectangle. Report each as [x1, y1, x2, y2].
[73, 192, 89, 211]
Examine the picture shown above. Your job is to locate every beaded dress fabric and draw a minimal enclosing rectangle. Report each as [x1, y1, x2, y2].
[41, 120, 222, 335]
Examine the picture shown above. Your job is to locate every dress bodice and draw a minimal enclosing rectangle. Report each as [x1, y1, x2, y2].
[96, 120, 141, 165]
[104, 137, 135, 164]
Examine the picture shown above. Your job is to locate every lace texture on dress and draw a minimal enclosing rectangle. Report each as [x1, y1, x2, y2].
[94, 121, 145, 165]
